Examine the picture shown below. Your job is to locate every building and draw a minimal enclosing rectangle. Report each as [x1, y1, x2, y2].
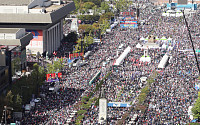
[166, 2, 198, 10]
[0, 0, 75, 55]
[0, 28, 33, 91]
[0, 28, 33, 69]
[0, 66, 9, 92]
[154, 0, 200, 5]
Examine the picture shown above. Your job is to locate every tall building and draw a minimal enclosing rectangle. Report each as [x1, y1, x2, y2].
[0, 0, 75, 55]
[0, 28, 33, 92]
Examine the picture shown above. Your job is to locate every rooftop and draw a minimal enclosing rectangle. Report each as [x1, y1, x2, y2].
[45, 4, 65, 13]
[0, 0, 32, 6]
[0, 45, 18, 51]
[0, 28, 20, 33]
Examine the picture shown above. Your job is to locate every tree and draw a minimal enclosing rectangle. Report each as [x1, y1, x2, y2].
[114, 0, 132, 15]
[46, 63, 55, 74]
[46, 59, 64, 73]
[100, 2, 110, 12]
[99, 20, 110, 35]
[15, 94, 22, 111]
[83, 2, 95, 9]
[12, 57, 21, 75]
[6, 90, 14, 106]
[192, 98, 200, 120]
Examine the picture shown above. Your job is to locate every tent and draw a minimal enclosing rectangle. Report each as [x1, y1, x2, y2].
[114, 46, 131, 66]
[140, 37, 145, 41]
[108, 103, 131, 107]
[158, 54, 169, 68]
[140, 56, 151, 63]
[136, 43, 142, 48]
[162, 44, 167, 49]
[155, 36, 159, 40]
[160, 36, 167, 41]
[167, 37, 172, 41]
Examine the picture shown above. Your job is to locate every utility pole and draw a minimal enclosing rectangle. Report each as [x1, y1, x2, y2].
[182, 10, 200, 75]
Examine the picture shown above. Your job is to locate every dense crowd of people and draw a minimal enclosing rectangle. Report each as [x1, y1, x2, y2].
[21, 1, 200, 125]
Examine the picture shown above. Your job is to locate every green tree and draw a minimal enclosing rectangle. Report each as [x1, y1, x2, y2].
[6, 90, 14, 106]
[14, 94, 22, 111]
[192, 98, 200, 119]
[100, 2, 110, 12]
[99, 12, 114, 23]
[114, 0, 131, 15]
[12, 57, 21, 75]
[46, 63, 55, 74]
[99, 20, 110, 35]
[83, 2, 95, 9]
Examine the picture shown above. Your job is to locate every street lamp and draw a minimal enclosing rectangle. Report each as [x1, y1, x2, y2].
[3, 106, 13, 125]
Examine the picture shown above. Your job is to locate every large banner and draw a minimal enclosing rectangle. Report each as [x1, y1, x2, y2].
[120, 17, 137, 28]
[46, 73, 62, 81]
[26, 30, 43, 48]
[26, 30, 43, 54]
[69, 53, 84, 59]
[120, 21, 137, 28]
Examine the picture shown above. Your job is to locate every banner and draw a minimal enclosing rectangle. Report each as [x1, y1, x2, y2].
[69, 53, 84, 59]
[46, 73, 62, 81]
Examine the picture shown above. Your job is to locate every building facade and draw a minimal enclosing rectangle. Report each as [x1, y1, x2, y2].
[154, 0, 200, 5]
[0, 0, 75, 55]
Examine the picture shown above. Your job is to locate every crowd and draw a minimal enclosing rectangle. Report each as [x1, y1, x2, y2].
[21, 1, 200, 125]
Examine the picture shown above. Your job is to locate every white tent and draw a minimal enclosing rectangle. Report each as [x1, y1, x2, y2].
[140, 56, 151, 63]
[168, 46, 173, 51]
[155, 36, 159, 40]
[140, 77, 147, 82]
[167, 37, 172, 41]
[106, 29, 111, 33]
[140, 37, 145, 41]
[162, 44, 167, 49]
[114, 46, 131, 66]
[158, 54, 169, 68]
[136, 43, 142, 48]
[160, 36, 167, 41]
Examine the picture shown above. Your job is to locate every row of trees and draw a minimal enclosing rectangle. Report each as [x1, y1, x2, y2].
[192, 82, 200, 122]
[117, 71, 157, 124]
[75, 71, 112, 124]
[0, 63, 46, 120]
[46, 58, 65, 74]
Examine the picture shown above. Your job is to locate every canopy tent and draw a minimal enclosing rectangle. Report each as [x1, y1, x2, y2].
[84, 51, 92, 58]
[140, 76, 147, 82]
[167, 37, 172, 41]
[160, 36, 167, 41]
[168, 46, 173, 50]
[114, 46, 131, 66]
[158, 54, 169, 68]
[136, 43, 142, 48]
[110, 24, 115, 29]
[106, 29, 111, 33]
[140, 37, 145, 41]
[140, 56, 151, 63]
[89, 71, 101, 85]
[162, 44, 167, 49]
[155, 36, 159, 40]
[108, 103, 131, 107]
